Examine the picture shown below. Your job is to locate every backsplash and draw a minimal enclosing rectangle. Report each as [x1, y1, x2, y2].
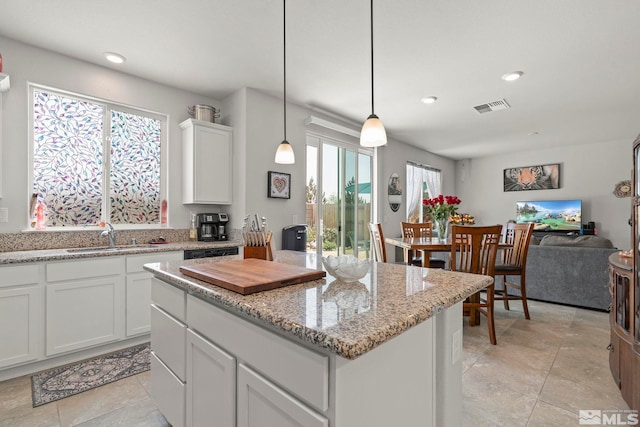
[0, 229, 190, 252]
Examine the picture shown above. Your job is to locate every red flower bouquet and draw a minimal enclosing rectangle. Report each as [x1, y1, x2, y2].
[422, 195, 461, 221]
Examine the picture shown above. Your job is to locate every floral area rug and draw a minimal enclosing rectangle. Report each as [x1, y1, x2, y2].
[31, 342, 150, 407]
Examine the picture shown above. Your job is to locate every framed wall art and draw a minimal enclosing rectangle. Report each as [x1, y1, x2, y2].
[267, 171, 291, 199]
[503, 163, 560, 192]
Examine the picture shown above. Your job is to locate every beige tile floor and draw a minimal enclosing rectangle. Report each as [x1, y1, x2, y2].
[0, 299, 630, 426]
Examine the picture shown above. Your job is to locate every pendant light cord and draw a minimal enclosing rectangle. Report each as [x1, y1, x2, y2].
[283, 0, 287, 141]
[370, 0, 375, 115]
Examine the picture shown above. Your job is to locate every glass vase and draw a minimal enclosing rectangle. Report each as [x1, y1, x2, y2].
[435, 218, 449, 240]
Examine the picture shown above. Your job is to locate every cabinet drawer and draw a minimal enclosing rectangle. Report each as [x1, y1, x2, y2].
[237, 363, 328, 427]
[151, 304, 186, 381]
[126, 251, 183, 274]
[151, 277, 186, 321]
[46, 257, 123, 282]
[187, 294, 328, 411]
[151, 351, 185, 427]
[0, 264, 40, 288]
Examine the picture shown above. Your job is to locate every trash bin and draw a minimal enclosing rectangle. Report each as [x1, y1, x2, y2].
[282, 225, 307, 252]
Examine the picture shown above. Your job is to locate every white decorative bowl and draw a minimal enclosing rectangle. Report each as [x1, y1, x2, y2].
[321, 255, 370, 282]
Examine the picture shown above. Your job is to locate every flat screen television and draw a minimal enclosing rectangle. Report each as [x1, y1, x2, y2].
[516, 199, 582, 232]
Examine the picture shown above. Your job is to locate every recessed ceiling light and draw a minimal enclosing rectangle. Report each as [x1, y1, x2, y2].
[104, 52, 126, 64]
[502, 71, 523, 82]
[420, 96, 438, 105]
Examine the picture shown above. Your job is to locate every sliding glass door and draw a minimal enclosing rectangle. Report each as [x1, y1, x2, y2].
[306, 136, 372, 259]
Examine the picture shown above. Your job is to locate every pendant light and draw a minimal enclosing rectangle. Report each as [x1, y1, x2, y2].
[275, 0, 295, 164]
[360, 0, 387, 147]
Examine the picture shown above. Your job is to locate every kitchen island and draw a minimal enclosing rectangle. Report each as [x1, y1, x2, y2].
[144, 250, 493, 427]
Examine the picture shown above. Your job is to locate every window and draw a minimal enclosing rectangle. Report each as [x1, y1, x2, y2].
[30, 85, 167, 228]
[406, 162, 441, 223]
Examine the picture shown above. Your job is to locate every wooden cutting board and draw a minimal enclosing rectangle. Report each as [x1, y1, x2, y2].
[179, 258, 326, 295]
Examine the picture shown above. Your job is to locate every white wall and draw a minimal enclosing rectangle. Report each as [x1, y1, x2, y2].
[455, 139, 632, 249]
[378, 142, 456, 235]
[0, 35, 226, 233]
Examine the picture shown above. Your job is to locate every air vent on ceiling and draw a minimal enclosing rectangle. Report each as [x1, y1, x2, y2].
[473, 98, 511, 114]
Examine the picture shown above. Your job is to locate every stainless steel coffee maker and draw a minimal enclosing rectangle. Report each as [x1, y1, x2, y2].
[196, 213, 229, 241]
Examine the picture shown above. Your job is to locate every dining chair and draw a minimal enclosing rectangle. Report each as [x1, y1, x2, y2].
[449, 224, 503, 345]
[400, 222, 446, 268]
[368, 223, 388, 262]
[493, 222, 535, 319]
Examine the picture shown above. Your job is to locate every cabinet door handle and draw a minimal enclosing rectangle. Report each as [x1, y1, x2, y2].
[607, 343, 614, 352]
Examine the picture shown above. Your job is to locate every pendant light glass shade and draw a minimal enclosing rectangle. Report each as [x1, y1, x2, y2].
[360, 0, 387, 147]
[360, 114, 387, 147]
[275, 0, 295, 164]
[275, 140, 295, 164]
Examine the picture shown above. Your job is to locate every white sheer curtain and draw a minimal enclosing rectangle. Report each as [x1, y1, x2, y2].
[424, 168, 441, 200]
[406, 162, 442, 222]
[406, 164, 424, 222]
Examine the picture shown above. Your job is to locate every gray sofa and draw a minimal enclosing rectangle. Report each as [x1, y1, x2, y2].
[495, 235, 618, 311]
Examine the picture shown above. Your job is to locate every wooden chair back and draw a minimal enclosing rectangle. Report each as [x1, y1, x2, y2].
[400, 222, 434, 239]
[449, 224, 503, 345]
[368, 223, 387, 262]
[449, 225, 503, 277]
[501, 222, 534, 268]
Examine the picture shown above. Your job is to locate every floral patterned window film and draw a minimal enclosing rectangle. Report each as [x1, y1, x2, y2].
[33, 90, 105, 226]
[109, 110, 161, 224]
[31, 86, 166, 228]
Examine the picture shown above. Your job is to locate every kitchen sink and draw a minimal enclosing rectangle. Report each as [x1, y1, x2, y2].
[65, 244, 155, 253]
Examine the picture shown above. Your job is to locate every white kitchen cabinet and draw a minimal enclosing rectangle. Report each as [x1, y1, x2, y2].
[151, 351, 185, 427]
[45, 257, 125, 356]
[186, 329, 235, 427]
[126, 252, 182, 336]
[0, 263, 40, 369]
[150, 304, 186, 381]
[237, 363, 328, 427]
[180, 118, 233, 205]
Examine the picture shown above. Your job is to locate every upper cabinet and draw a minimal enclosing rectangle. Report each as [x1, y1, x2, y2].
[180, 119, 233, 205]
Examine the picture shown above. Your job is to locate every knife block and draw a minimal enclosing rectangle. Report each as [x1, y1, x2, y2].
[243, 231, 273, 261]
[244, 246, 268, 260]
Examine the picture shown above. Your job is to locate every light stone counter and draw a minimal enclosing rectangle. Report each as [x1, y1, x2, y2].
[0, 240, 243, 264]
[144, 249, 492, 360]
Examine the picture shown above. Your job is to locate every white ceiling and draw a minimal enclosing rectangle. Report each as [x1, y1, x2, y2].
[1, 0, 639, 159]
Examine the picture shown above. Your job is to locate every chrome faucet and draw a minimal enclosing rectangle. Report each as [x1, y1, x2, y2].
[101, 222, 116, 248]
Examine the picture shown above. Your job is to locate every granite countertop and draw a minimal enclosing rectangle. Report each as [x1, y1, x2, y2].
[144, 250, 493, 360]
[0, 240, 243, 264]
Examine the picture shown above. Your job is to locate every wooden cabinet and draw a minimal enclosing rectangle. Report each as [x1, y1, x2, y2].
[180, 118, 233, 205]
[609, 132, 640, 411]
[0, 264, 40, 368]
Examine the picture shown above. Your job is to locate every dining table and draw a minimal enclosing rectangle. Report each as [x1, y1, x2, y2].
[384, 235, 512, 268]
